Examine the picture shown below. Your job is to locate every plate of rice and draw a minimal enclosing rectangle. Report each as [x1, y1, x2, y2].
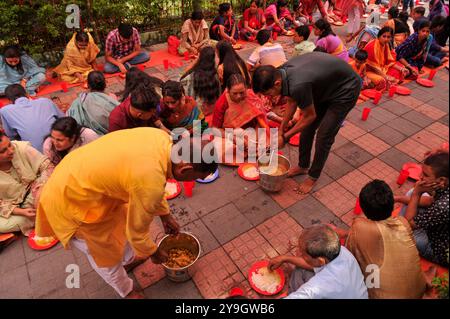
[248, 260, 285, 296]
[28, 229, 59, 251]
[165, 179, 181, 200]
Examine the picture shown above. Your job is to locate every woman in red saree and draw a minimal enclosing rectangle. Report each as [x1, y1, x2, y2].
[212, 73, 269, 165]
[364, 26, 410, 90]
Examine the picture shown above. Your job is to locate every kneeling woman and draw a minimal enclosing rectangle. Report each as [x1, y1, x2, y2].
[43, 117, 99, 166]
[0, 131, 53, 235]
[212, 74, 269, 165]
[159, 80, 208, 133]
[364, 27, 411, 90]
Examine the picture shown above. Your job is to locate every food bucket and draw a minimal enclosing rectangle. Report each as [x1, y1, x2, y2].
[257, 153, 291, 192]
[158, 232, 201, 282]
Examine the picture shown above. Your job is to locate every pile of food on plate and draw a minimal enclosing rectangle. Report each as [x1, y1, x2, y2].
[251, 266, 282, 294]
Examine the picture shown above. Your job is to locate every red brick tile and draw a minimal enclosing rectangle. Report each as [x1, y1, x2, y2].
[411, 130, 447, 150]
[394, 95, 425, 109]
[312, 182, 357, 217]
[256, 212, 303, 255]
[133, 260, 166, 289]
[336, 169, 372, 196]
[415, 104, 447, 120]
[191, 247, 245, 299]
[338, 122, 367, 141]
[269, 178, 308, 208]
[425, 122, 449, 141]
[358, 158, 399, 185]
[395, 138, 431, 161]
[353, 133, 391, 156]
[223, 229, 278, 279]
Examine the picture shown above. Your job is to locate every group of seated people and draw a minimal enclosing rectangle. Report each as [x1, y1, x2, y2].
[268, 152, 448, 298]
[0, 0, 449, 298]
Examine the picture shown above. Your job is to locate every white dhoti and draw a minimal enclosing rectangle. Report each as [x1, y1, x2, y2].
[70, 238, 135, 298]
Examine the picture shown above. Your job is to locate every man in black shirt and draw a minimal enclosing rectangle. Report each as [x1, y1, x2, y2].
[253, 53, 361, 193]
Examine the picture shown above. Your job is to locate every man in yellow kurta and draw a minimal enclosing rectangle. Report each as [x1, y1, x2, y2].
[35, 127, 216, 298]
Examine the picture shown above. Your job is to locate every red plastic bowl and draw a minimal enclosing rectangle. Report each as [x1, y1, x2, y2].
[394, 85, 412, 95]
[165, 179, 182, 200]
[238, 163, 260, 181]
[402, 163, 422, 181]
[27, 229, 59, 251]
[248, 260, 285, 296]
[416, 78, 434, 88]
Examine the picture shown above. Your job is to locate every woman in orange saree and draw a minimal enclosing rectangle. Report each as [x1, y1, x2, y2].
[211, 73, 270, 165]
[364, 26, 410, 90]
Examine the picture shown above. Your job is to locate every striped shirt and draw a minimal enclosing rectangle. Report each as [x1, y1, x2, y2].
[105, 27, 141, 59]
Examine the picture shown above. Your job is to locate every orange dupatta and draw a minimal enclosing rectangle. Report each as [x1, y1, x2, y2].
[223, 89, 268, 129]
[365, 39, 397, 75]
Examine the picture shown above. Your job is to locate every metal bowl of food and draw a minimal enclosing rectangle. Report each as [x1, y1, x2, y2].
[158, 232, 201, 282]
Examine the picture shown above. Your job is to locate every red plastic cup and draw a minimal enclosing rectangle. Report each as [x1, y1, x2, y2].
[184, 51, 190, 61]
[373, 91, 382, 105]
[61, 82, 68, 92]
[163, 59, 169, 70]
[397, 169, 409, 185]
[428, 69, 437, 81]
[361, 107, 371, 121]
[229, 287, 244, 297]
[380, 6, 386, 14]
[389, 86, 396, 97]
[272, 31, 278, 41]
[183, 181, 195, 197]
[354, 198, 362, 215]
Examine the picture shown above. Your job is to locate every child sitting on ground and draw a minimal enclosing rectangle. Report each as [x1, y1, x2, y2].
[349, 49, 376, 90]
[247, 30, 287, 70]
[293, 25, 316, 56]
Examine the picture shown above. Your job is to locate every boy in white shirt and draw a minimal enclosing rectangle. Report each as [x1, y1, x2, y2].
[268, 225, 368, 299]
[247, 30, 287, 71]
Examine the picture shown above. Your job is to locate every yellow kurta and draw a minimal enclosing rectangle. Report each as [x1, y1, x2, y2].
[36, 128, 172, 267]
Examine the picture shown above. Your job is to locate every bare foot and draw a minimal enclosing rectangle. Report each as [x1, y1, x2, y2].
[298, 178, 316, 194]
[288, 166, 308, 178]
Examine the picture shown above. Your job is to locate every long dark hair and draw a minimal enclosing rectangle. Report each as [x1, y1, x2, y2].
[47, 117, 83, 165]
[314, 19, 336, 39]
[122, 67, 163, 101]
[3, 45, 24, 74]
[276, 0, 288, 17]
[216, 40, 251, 88]
[181, 46, 221, 105]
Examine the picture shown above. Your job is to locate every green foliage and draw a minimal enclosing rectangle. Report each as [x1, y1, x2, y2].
[0, 0, 257, 64]
[432, 273, 449, 299]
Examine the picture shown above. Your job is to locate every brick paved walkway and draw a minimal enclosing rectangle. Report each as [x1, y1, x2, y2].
[0, 25, 448, 299]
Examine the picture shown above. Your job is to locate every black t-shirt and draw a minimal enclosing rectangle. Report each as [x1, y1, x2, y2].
[279, 52, 361, 110]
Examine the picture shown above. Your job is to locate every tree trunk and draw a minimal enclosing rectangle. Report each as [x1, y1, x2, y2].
[193, 0, 202, 11]
[87, 0, 101, 45]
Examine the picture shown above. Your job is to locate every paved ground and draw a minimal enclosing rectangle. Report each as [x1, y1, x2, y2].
[0, 21, 449, 299]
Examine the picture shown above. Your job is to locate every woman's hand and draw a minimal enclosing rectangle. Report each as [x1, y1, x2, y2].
[13, 207, 36, 218]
